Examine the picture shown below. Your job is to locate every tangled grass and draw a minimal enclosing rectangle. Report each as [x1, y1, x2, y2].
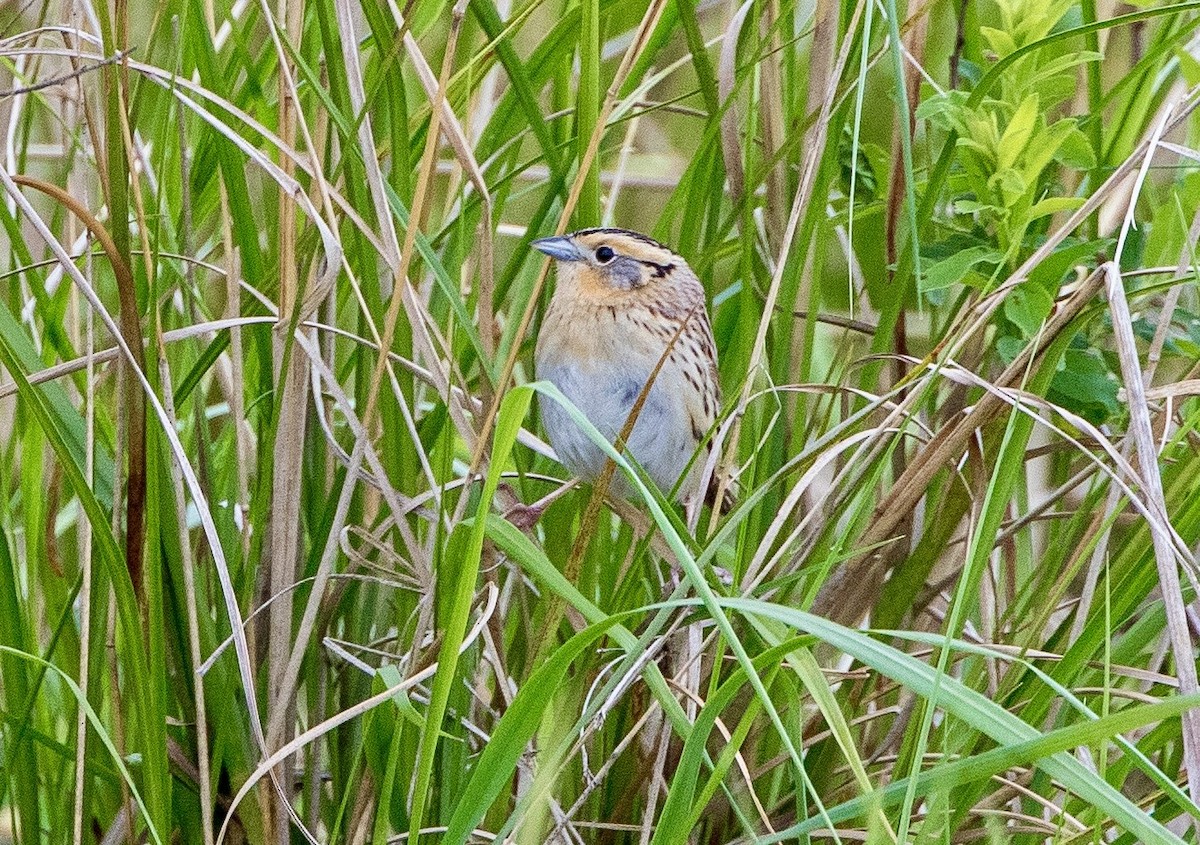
[1, 0, 1200, 843]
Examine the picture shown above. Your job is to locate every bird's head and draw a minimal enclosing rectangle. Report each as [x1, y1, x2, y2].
[531, 228, 691, 299]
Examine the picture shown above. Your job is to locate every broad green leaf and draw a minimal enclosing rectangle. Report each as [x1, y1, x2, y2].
[952, 199, 996, 215]
[998, 95, 1038, 170]
[980, 26, 1018, 58]
[1027, 238, 1109, 291]
[915, 91, 968, 130]
[1178, 46, 1200, 86]
[1053, 125, 1097, 169]
[988, 167, 1028, 206]
[921, 246, 1002, 292]
[1028, 195, 1086, 220]
[1005, 283, 1055, 336]
[1022, 117, 1080, 182]
[1048, 348, 1122, 424]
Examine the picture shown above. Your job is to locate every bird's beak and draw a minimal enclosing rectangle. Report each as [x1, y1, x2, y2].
[531, 235, 584, 262]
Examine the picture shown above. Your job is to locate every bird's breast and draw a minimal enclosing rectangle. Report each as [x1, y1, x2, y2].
[536, 299, 668, 371]
[535, 306, 663, 433]
[534, 301, 691, 485]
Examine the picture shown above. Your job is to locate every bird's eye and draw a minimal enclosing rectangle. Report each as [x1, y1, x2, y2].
[595, 246, 615, 263]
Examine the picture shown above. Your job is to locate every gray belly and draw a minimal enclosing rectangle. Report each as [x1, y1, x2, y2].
[537, 360, 695, 499]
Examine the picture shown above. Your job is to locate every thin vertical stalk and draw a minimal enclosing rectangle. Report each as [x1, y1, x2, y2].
[72, 206, 94, 845]
[882, 0, 922, 295]
[67, 6, 92, 838]
[576, 0, 601, 227]
[97, 0, 148, 602]
[847, 0, 875, 320]
[172, 32, 215, 842]
[1080, 0, 1105, 209]
[264, 0, 309, 835]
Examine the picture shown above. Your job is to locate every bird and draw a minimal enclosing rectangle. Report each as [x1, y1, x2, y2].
[531, 227, 733, 514]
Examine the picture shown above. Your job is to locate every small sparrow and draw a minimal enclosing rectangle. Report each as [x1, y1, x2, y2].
[533, 228, 732, 511]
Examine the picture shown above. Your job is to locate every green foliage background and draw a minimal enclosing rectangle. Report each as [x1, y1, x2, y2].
[1, 0, 1200, 842]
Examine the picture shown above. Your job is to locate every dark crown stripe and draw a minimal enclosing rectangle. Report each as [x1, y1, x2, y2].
[571, 227, 670, 251]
